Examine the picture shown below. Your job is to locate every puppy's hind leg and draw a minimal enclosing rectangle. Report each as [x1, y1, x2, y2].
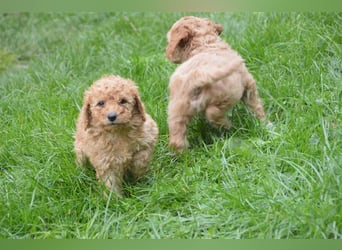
[242, 75, 266, 121]
[168, 99, 193, 152]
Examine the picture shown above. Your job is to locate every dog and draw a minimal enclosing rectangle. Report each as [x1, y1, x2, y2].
[165, 16, 267, 152]
[74, 75, 158, 196]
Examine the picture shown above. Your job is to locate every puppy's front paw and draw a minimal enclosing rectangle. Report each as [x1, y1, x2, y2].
[169, 139, 189, 153]
[214, 119, 232, 130]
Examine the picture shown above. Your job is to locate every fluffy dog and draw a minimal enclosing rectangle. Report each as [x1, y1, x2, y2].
[74, 75, 158, 196]
[166, 16, 267, 152]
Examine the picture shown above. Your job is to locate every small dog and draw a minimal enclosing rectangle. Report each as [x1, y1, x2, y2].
[166, 16, 267, 152]
[74, 75, 158, 196]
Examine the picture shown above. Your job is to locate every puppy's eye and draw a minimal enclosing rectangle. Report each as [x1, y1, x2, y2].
[97, 101, 105, 107]
[119, 98, 128, 105]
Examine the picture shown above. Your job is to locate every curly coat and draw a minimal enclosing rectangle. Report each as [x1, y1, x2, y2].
[166, 16, 266, 152]
[74, 75, 158, 196]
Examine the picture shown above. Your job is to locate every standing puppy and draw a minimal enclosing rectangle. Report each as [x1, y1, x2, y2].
[74, 75, 158, 196]
[166, 16, 266, 152]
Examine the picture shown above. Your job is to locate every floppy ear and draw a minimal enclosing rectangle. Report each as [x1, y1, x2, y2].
[79, 91, 92, 130]
[133, 95, 146, 122]
[166, 27, 192, 58]
[215, 24, 223, 35]
[85, 103, 92, 129]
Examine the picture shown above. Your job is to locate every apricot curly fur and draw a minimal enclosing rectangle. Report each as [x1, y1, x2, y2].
[74, 75, 158, 196]
[166, 16, 266, 152]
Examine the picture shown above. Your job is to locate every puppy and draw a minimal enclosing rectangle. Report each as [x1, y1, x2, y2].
[74, 75, 158, 196]
[166, 16, 267, 152]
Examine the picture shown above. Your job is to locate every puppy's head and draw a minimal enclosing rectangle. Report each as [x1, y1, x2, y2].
[166, 16, 223, 63]
[82, 75, 146, 131]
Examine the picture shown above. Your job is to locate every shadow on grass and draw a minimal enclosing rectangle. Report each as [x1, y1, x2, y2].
[187, 107, 259, 150]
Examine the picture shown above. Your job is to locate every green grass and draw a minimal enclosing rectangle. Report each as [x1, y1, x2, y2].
[0, 12, 341, 239]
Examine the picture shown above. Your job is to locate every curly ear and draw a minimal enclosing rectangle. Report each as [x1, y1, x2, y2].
[166, 27, 192, 59]
[215, 24, 223, 35]
[133, 95, 146, 122]
[79, 92, 92, 130]
[85, 103, 92, 129]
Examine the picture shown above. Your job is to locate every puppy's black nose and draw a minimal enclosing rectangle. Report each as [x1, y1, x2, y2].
[107, 112, 117, 122]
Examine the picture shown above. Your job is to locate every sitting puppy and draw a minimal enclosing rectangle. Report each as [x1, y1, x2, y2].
[166, 16, 267, 152]
[74, 75, 158, 196]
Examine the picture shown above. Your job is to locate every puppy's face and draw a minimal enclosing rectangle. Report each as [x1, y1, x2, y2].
[166, 16, 223, 63]
[84, 76, 145, 130]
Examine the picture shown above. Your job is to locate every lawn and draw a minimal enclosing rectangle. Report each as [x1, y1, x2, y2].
[0, 12, 341, 239]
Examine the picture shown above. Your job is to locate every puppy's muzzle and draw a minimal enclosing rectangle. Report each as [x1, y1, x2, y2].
[107, 112, 117, 122]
